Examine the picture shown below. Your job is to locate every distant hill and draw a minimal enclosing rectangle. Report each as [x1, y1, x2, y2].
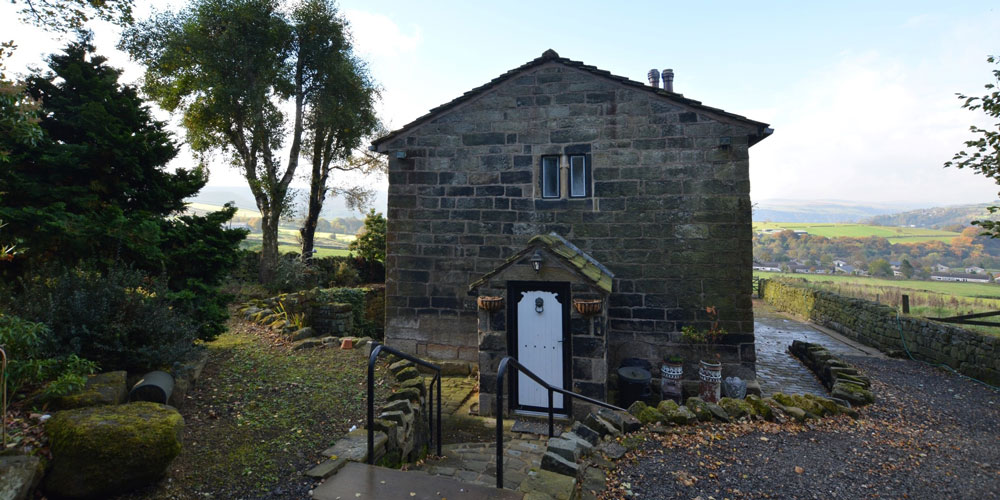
[862, 202, 1000, 229]
[188, 185, 388, 219]
[753, 199, 921, 223]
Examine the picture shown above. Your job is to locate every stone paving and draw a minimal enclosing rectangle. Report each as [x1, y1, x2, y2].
[753, 300, 883, 397]
[410, 437, 548, 490]
[433, 375, 478, 416]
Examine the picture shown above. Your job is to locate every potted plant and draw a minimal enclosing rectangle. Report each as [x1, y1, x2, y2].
[680, 306, 727, 402]
[660, 354, 684, 403]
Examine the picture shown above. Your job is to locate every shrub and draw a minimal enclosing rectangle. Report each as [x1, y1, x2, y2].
[0, 314, 98, 400]
[15, 266, 196, 372]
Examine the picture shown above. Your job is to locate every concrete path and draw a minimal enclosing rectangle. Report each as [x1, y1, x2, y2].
[753, 300, 884, 397]
[312, 462, 523, 500]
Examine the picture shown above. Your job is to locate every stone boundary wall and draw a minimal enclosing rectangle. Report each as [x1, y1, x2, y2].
[760, 279, 1000, 386]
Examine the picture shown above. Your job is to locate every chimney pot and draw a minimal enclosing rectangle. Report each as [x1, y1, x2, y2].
[662, 69, 674, 92]
[647, 69, 660, 88]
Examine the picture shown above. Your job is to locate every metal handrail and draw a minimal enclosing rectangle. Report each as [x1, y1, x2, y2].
[367, 342, 442, 464]
[494, 355, 624, 489]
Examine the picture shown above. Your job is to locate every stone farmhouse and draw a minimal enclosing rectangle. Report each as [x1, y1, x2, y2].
[372, 50, 771, 417]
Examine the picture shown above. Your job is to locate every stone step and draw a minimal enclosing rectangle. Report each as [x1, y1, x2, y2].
[559, 432, 594, 454]
[540, 451, 579, 478]
[518, 468, 578, 500]
[311, 461, 523, 499]
[582, 413, 620, 438]
[544, 437, 582, 463]
[569, 422, 600, 446]
[321, 428, 387, 463]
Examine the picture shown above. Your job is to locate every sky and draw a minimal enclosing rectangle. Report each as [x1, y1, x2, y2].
[3, 0, 1000, 208]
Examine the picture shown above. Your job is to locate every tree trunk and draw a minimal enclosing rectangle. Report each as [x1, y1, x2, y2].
[300, 131, 332, 261]
[259, 208, 281, 284]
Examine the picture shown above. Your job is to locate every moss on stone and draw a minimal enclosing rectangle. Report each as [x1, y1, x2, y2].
[718, 397, 753, 420]
[44, 402, 183, 499]
[745, 394, 774, 421]
[684, 397, 713, 422]
[637, 406, 664, 425]
[627, 400, 648, 418]
[656, 400, 679, 415]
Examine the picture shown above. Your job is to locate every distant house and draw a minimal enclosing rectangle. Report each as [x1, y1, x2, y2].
[752, 262, 782, 272]
[965, 266, 986, 274]
[889, 261, 902, 270]
[935, 264, 950, 272]
[835, 265, 857, 275]
[832, 259, 847, 268]
[930, 272, 991, 283]
[789, 264, 811, 274]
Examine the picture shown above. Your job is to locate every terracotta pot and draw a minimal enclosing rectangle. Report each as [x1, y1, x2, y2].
[477, 296, 504, 312]
[573, 298, 602, 317]
[340, 338, 354, 350]
[660, 361, 683, 403]
[698, 360, 722, 403]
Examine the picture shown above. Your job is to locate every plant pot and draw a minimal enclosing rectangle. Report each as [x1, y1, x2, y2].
[698, 360, 722, 403]
[660, 361, 683, 403]
[477, 296, 504, 313]
[573, 298, 602, 317]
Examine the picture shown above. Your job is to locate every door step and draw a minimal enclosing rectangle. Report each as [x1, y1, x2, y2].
[311, 462, 523, 500]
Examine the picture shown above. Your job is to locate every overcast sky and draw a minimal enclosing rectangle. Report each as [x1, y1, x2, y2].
[3, 0, 1000, 207]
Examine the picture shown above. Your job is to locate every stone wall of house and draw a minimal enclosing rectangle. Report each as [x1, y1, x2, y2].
[474, 256, 608, 418]
[382, 61, 757, 374]
[760, 279, 1000, 386]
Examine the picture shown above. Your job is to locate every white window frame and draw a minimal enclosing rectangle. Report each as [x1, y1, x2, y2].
[568, 155, 587, 198]
[541, 156, 560, 199]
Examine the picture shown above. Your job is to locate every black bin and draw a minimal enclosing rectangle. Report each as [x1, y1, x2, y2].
[617, 365, 651, 408]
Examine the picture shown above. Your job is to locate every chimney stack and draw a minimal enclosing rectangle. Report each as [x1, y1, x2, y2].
[662, 69, 674, 92]
[647, 69, 660, 88]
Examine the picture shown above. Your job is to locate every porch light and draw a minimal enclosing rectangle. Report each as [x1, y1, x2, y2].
[530, 250, 543, 273]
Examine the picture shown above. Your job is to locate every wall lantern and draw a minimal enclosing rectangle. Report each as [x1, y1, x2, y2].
[530, 250, 544, 273]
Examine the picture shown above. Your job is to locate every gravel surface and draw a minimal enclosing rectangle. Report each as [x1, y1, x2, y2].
[602, 356, 1000, 499]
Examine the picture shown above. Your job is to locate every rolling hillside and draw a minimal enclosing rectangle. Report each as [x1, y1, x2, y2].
[863, 202, 1000, 229]
[752, 222, 960, 243]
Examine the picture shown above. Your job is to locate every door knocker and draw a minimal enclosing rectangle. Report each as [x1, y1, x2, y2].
[535, 297, 544, 313]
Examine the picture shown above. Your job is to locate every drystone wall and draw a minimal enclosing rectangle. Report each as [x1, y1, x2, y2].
[760, 279, 1000, 386]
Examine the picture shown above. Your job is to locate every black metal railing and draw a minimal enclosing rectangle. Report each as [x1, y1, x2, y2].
[494, 356, 624, 489]
[367, 342, 442, 464]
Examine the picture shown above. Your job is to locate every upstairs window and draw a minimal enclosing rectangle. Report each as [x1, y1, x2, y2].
[541, 156, 560, 198]
[569, 155, 588, 198]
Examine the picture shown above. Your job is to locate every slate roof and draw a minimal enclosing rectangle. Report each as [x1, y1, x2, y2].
[468, 233, 614, 294]
[373, 49, 772, 150]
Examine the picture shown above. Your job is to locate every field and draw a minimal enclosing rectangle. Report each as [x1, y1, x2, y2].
[185, 202, 262, 218]
[753, 222, 960, 243]
[755, 271, 1000, 337]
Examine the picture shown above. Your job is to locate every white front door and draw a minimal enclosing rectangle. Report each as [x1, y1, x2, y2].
[516, 290, 564, 410]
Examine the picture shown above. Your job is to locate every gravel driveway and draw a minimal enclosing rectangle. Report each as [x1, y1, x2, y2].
[601, 355, 1000, 499]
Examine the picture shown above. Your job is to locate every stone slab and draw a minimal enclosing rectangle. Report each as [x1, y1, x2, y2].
[304, 456, 347, 479]
[0, 455, 43, 500]
[311, 462, 523, 499]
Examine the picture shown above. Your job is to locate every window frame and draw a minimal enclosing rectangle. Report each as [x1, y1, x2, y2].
[540, 155, 561, 199]
[568, 154, 589, 198]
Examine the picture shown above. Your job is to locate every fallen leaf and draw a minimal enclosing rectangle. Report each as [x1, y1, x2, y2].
[794, 466, 804, 474]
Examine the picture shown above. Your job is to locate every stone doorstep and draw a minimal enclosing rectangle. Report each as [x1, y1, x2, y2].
[304, 456, 348, 479]
[322, 429, 387, 463]
[520, 467, 578, 500]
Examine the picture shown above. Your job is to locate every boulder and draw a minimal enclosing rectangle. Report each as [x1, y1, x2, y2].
[627, 400, 648, 418]
[44, 402, 183, 499]
[832, 382, 874, 406]
[48, 371, 127, 411]
[705, 403, 731, 423]
[684, 397, 713, 422]
[289, 327, 317, 341]
[637, 406, 664, 425]
[745, 394, 774, 421]
[0, 455, 44, 500]
[718, 397, 753, 420]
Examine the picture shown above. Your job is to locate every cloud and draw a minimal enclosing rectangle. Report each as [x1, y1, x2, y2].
[343, 10, 421, 59]
[751, 49, 999, 205]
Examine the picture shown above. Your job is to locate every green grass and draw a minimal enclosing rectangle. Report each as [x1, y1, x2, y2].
[756, 271, 1000, 337]
[754, 271, 1000, 298]
[127, 319, 390, 498]
[753, 222, 960, 243]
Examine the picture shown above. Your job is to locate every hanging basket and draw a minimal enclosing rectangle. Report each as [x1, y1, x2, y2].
[477, 296, 504, 312]
[573, 298, 602, 317]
